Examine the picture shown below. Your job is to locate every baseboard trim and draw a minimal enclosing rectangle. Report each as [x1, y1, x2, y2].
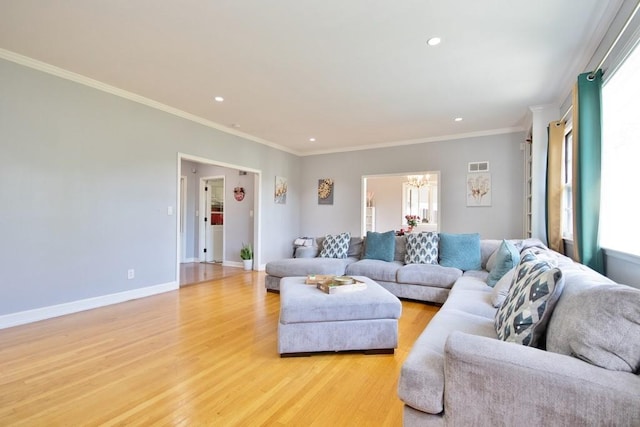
[0, 281, 178, 330]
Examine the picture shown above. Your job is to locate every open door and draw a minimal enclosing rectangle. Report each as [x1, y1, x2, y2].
[199, 176, 224, 263]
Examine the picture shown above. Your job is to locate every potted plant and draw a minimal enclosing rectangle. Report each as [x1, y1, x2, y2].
[240, 243, 253, 271]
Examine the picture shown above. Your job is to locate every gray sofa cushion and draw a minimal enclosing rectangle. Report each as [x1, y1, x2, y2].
[546, 283, 640, 373]
[265, 257, 356, 278]
[396, 264, 462, 289]
[398, 309, 497, 414]
[345, 259, 403, 282]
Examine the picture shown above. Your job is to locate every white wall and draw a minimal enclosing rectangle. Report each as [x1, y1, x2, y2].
[300, 132, 526, 239]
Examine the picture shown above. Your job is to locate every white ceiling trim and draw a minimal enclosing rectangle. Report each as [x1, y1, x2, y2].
[0, 48, 525, 158]
[0, 48, 300, 156]
[301, 126, 526, 157]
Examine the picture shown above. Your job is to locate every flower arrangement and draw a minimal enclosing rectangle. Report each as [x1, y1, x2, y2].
[405, 214, 420, 227]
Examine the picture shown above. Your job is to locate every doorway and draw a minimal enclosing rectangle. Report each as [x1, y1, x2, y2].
[362, 172, 441, 235]
[176, 153, 262, 287]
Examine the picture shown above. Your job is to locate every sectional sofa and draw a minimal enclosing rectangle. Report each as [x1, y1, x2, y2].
[265, 232, 640, 425]
[266, 233, 475, 303]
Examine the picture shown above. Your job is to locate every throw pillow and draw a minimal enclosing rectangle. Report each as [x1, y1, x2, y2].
[404, 232, 439, 264]
[438, 233, 481, 271]
[494, 250, 565, 347]
[546, 284, 640, 373]
[486, 240, 520, 287]
[363, 230, 396, 262]
[319, 232, 351, 259]
[491, 267, 516, 308]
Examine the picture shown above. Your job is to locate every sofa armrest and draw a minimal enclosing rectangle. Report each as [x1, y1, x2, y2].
[444, 331, 640, 426]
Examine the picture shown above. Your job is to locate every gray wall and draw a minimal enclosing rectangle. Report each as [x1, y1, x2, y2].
[300, 132, 526, 239]
[0, 58, 300, 315]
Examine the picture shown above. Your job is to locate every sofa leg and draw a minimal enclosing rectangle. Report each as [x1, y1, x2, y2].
[280, 348, 394, 358]
[363, 348, 395, 355]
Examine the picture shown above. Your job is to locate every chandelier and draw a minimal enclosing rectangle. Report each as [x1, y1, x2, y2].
[407, 174, 430, 188]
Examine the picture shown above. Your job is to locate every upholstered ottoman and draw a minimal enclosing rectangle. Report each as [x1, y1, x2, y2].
[278, 276, 402, 356]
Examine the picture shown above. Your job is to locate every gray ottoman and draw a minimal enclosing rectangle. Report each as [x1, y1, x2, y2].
[278, 276, 402, 356]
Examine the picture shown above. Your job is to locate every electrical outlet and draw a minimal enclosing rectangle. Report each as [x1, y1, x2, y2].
[127, 269, 135, 280]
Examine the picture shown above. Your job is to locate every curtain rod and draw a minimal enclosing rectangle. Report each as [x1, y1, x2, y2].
[588, 0, 640, 80]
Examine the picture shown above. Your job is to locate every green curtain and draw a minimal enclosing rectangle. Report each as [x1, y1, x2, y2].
[572, 70, 605, 273]
[546, 120, 565, 254]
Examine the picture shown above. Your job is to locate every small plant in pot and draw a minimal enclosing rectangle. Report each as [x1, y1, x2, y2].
[240, 243, 253, 271]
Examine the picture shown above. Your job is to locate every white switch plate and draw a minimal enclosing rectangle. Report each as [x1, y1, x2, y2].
[127, 269, 135, 280]
[167, 206, 174, 215]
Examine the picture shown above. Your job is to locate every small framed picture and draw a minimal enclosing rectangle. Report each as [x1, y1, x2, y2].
[318, 178, 334, 205]
[275, 176, 287, 204]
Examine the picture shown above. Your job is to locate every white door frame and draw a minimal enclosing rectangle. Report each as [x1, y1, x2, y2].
[176, 153, 262, 286]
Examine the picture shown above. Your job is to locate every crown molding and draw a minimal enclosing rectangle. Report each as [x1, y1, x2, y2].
[299, 126, 526, 156]
[0, 48, 301, 156]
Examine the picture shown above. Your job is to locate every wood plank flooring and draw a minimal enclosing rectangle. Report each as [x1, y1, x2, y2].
[0, 270, 438, 426]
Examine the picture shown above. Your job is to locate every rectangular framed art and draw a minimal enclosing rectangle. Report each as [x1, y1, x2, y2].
[317, 178, 334, 205]
[275, 176, 287, 204]
[467, 172, 491, 206]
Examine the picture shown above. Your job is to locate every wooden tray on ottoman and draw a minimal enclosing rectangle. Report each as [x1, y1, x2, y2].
[315, 276, 367, 294]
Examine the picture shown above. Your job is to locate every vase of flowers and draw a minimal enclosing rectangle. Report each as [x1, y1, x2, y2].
[405, 215, 420, 233]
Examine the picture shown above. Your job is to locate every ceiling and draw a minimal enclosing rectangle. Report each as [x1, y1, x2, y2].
[0, 1, 623, 155]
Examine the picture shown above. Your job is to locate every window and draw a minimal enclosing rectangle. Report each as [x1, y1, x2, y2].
[562, 129, 573, 239]
[601, 41, 640, 256]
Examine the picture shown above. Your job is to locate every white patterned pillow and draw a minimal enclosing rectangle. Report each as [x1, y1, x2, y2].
[494, 249, 565, 347]
[319, 232, 351, 259]
[404, 232, 439, 264]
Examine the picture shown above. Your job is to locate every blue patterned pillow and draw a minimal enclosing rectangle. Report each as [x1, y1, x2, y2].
[363, 231, 396, 262]
[494, 249, 565, 347]
[438, 233, 481, 271]
[319, 232, 351, 259]
[404, 232, 439, 264]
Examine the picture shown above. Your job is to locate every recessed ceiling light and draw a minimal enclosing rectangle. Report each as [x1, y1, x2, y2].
[309, 137, 316, 142]
[454, 117, 463, 122]
[427, 37, 442, 46]
[214, 96, 224, 102]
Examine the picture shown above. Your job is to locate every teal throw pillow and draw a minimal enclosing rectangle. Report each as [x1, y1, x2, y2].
[439, 233, 481, 271]
[363, 231, 396, 262]
[487, 240, 521, 287]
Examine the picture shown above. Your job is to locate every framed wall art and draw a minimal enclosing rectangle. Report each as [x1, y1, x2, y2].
[318, 178, 334, 205]
[467, 172, 491, 207]
[275, 176, 287, 204]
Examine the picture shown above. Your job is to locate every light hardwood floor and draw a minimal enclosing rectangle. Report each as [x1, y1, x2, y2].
[0, 270, 438, 426]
